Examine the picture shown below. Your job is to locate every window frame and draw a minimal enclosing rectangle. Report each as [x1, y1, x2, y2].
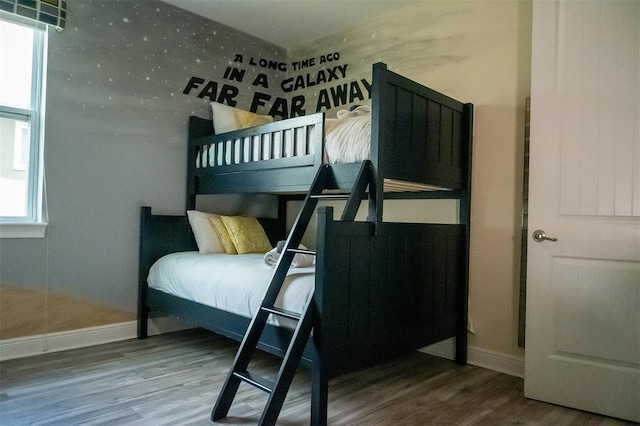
[0, 16, 48, 237]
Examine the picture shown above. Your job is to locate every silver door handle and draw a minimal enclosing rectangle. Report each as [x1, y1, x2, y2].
[532, 229, 558, 242]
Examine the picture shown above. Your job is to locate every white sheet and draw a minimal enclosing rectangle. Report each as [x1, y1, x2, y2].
[147, 252, 314, 329]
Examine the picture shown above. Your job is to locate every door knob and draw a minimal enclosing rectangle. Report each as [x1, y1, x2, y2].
[532, 229, 558, 242]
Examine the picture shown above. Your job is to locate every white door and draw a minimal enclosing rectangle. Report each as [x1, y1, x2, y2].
[525, 0, 640, 422]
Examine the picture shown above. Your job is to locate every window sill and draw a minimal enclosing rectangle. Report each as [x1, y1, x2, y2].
[0, 223, 48, 238]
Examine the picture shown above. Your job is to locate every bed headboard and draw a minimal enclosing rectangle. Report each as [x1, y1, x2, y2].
[368, 62, 474, 225]
[370, 62, 473, 190]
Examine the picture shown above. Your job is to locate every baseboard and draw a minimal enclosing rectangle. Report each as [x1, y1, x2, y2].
[0, 322, 138, 361]
[0, 317, 192, 361]
[2, 323, 524, 379]
[420, 338, 525, 378]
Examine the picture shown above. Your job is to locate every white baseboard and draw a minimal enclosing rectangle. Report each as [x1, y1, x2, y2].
[0, 322, 138, 361]
[420, 338, 524, 378]
[2, 322, 523, 380]
[0, 317, 192, 361]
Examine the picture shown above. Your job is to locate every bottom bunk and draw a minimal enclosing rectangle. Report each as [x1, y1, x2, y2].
[138, 205, 468, 423]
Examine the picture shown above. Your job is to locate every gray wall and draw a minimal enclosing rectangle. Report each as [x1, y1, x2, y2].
[0, 0, 285, 324]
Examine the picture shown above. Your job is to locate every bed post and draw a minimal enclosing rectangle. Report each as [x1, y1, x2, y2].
[455, 102, 474, 365]
[310, 345, 328, 426]
[311, 206, 334, 425]
[137, 206, 152, 339]
[368, 62, 388, 230]
[187, 116, 215, 210]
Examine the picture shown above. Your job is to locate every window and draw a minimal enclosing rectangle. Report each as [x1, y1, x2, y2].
[0, 17, 47, 235]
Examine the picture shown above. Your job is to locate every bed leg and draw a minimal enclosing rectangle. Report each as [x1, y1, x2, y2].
[456, 291, 470, 364]
[455, 328, 467, 365]
[311, 363, 328, 426]
[137, 306, 148, 339]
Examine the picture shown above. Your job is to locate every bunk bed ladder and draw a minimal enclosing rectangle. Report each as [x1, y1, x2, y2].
[212, 160, 372, 425]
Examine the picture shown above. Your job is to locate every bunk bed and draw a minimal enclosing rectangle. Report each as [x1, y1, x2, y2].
[138, 62, 473, 424]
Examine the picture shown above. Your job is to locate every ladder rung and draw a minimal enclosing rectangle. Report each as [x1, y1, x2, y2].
[233, 371, 274, 393]
[310, 194, 350, 199]
[261, 306, 301, 321]
[287, 248, 316, 256]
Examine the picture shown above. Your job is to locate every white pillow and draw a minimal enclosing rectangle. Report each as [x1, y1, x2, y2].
[186, 210, 225, 253]
[211, 102, 273, 134]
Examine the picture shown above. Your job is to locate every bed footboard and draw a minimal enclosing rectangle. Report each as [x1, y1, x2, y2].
[315, 206, 468, 375]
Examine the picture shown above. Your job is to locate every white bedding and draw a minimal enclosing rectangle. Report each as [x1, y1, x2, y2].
[147, 252, 315, 329]
[324, 106, 371, 163]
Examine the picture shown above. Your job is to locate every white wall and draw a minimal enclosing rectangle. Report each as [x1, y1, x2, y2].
[288, 1, 533, 360]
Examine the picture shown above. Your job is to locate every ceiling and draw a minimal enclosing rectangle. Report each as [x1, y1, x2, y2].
[161, 0, 410, 49]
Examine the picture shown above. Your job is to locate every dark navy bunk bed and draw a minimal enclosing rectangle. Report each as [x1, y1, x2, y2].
[137, 62, 473, 425]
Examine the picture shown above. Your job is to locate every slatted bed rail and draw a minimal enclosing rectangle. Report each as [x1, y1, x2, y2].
[193, 115, 324, 169]
[187, 113, 325, 198]
[371, 64, 472, 189]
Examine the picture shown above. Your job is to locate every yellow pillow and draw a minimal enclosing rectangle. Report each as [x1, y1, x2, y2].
[220, 216, 273, 254]
[209, 215, 237, 254]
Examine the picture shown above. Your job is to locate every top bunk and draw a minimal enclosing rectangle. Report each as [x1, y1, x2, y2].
[187, 62, 473, 202]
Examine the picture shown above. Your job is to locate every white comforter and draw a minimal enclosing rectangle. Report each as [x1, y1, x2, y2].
[147, 252, 314, 329]
[324, 106, 371, 163]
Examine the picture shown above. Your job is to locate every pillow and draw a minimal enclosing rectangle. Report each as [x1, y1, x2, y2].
[186, 210, 225, 253]
[211, 102, 273, 134]
[208, 215, 238, 254]
[220, 215, 273, 254]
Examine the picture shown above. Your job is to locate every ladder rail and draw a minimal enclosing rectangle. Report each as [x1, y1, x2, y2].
[340, 161, 371, 221]
[212, 161, 373, 426]
[259, 294, 315, 424]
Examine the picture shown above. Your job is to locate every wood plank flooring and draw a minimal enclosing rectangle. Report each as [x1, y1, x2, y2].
[0, 329, 635, 425]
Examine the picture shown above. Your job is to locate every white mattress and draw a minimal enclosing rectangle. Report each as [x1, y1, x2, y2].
[147, 252, 315, 329]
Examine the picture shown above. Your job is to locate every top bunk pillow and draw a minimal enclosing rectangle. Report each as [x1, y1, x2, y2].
[186, 210, 225, 253]
[211, 102, 273, 134]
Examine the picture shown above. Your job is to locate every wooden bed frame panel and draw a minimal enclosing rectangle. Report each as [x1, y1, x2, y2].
[371, 64, 470, 190]
[314, 206, 467, 375]
[138, 205, 468, 374]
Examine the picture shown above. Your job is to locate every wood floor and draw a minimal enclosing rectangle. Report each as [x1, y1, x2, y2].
[0, 329, 635, 425]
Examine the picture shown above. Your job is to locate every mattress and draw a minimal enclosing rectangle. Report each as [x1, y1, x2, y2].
[147, 252, 315, 329]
